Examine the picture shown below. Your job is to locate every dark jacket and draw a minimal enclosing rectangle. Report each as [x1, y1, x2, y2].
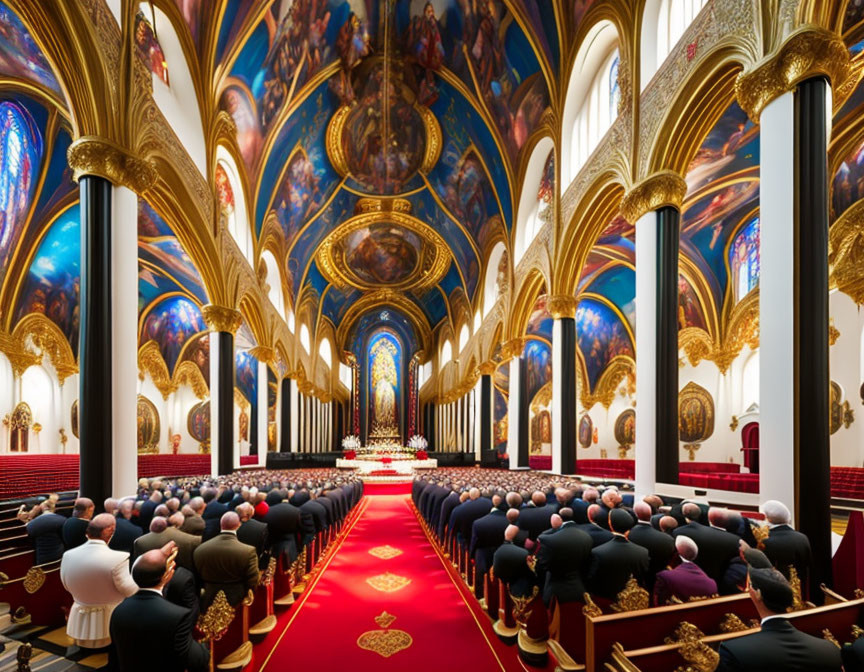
[628, 521, 676, 585]
[202, 500, 229, 541]
[673, 522, 740, 589]
[264, 502, 302, 562]
[27, 512, 66, 564]
[535, 522, 593, 605]
[163, 565, 200, 623]
[109, 516, 142, 555]
[138, 499, 158, 531]
[652, 561, 718, 606]
[438, 492, 461, 540]
[110, 590, 209, 672]
[61, 516, 89, 551]
[716, 617, 842, 671]
[517, 504, 556, 540]
[237, 518, 270, 569]
[470, 509, 509, 575]
[761, 525, 813, 596]
[299, 500, 328, 535]
[455, 497, 494, 545]
[492, 541, 538, 598]
[574, 521, 614, 548]
[587, 535, 649, 600]
[193, 532, 259, 608]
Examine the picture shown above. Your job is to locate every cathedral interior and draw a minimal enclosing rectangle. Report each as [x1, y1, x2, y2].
[0, 0, 863, 670]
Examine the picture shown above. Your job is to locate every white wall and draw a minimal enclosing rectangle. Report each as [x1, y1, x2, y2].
[829, 290, 864, 466]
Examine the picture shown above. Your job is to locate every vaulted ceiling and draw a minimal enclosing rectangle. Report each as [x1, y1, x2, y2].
[201, 0, 563, 347]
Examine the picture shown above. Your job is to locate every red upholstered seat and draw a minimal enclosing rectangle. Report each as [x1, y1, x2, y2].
[138, 454, 211, 478]
[240, 455, 258, 466]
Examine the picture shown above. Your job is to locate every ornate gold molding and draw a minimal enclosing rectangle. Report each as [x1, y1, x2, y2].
[249, 345, 275, 364]
[547, 295, 577, 320]
[830, 200, 864, 304]
[477, 361, 497, 376]
[620, 171, 688, 225]
[67, 136, 157, 193]
[12, 314, 78, 384]
[735, 27, 851, 123]
[173, 361, 209, 400]
[202, 305, 243, 334]
[138, 341, 174, 400]
[501, 338, 526, 361]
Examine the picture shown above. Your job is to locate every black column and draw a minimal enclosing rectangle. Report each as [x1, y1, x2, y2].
[279, 378, 291, 452]
[656, 206, 680, 484]
[78, 175, 112, 507]
[216, 331, 234, 475]
[427, 403, 435, 451]
[559, 317, 578, 474]
[480, 375, 492, 466]
[796, 77, 831, 595]
[518, 356, 529, 468]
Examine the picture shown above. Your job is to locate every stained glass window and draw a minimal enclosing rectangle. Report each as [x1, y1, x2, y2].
[0, 101, 41, 256]
[609, 52, 620, 120]
[729, 216, 760, 303]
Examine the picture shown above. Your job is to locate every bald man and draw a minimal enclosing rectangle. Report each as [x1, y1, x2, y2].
[628, 501, 676, 589]
[194, 511, 259, 608]
[109, 498, 142, 555]
[60, 513, 138, 649]
[110, 545, 209, 672]
[653, 536, 718, 606]
[760, 500, 813, 597]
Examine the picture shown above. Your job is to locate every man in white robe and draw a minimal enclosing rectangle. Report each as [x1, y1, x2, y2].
[60, 513, 138, 648]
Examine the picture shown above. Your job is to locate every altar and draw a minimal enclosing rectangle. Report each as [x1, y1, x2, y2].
[336, 443, 436, 480]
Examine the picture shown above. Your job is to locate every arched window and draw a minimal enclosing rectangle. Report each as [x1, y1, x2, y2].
[441, 340, 453, 364]
[260, 250, 286, 318]
[318, 337, 332, 369]
[741, 351, 759, 410]
[561, 21, 620, 186]
[299, 324, 310, 354]
[515, 139, 553, 264]
[458, 325, 469, 353]
[641, 0, 708, 90]
[483, 243, 508, 317]
[730, 216, 760, 303]
[0, 102, 41, 255]
[216, 148, 254, 265]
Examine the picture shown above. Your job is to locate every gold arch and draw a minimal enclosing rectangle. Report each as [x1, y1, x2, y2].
[336, 291, 433, 360]
[509, 269, 548, 341]
[11, 313, 78, 384]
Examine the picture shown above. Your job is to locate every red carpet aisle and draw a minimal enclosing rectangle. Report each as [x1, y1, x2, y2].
[257, 495, 528, 671]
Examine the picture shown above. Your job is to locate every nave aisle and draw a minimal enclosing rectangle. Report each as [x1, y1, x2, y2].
[256, 494, 528, 671]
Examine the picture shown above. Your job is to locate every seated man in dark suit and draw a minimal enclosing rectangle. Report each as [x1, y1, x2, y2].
[760, 500, 813, 598]
[653, 535, 718, 605]
[575, 504, 614, 548]
[27, 500, 67, 564]
[517, 491, 556, 540]
[716, 564, 842, 671]
[180, 497, 207, 536]
[201, 488, 229, 541]
[62, 498, 94, 551]
[193, 512, 259, 608]
[264, 498, 302, 567]
[629, 501, 675, 591]
[535, 508, 593, 606]
[111, 545, 209, 672]
[137, 490, 162, 532]
[587, 509, 649, 601]
[469, 494, 509, 599]
[110, 498, 142, 555]
[236, 502, 270, 569]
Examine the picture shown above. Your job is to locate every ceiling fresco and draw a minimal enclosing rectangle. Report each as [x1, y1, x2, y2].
[213, 0, 555, 343]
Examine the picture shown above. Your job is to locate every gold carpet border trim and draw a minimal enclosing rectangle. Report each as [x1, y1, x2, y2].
[408, 498, 508, 672]
[258, 497, 371, 672]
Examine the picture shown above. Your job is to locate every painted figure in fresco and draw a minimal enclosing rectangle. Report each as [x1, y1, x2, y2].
[276, 152, 322, 242]
[344, 226, 420, 285]
[678, 276, 703, 330]
[221, 87, 262, 168]
[406, 2, 445, 104]
[239, 409, 249, 443]
[0, 6, 61, 93]
[332, 12, 371, 104]
[370, 336, 399, 437]
[539, 410, 551, 444]
[134, 12, 169, 86]
[0, 102, 39, 267]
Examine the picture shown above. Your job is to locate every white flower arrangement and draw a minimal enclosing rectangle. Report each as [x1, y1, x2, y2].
[341, 435, 361, 451]
[407, 435, 428, 450]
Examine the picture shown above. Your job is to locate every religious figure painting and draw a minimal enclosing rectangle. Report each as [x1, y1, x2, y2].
[574, 298, 634, 390]
[15, 205, 80, 353]
[368, 331, 401, 440]
[493, 388, 508, 458]
[537, 150, 554, 207]
[402, 0, 445, 105]
[678, 381, 715, 446]
[274, 150, 324, 243]
[140, 296, 206, 373]
[523, 339, 551, 408]
[526, 295, 553, 341]
[0, 4, 62, 94]
[441, 149, 496, 241]
[134, 11, 170, 86]
[614, 408, 635, 449]
[338, 224, 422, 285]
[136, 395, 161, 455]
[235, 351, 258, 406]
[187, 400, 210, 452]
[678, 275, 707, 331]
[219, 85, 263, 172]
[832, 137, 864, 222]
[578, 413, 593, 448]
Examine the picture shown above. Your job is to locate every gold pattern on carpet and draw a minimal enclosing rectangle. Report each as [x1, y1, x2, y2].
[368, 545, 403, 560]
[366, 572, 411, 593]
[357, 612, 413, 658]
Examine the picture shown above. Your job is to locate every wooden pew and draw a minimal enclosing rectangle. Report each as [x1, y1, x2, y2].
[0, 556, 70, 629]
[272, 554, 295, 606]
[585, 592, 757, 671]
[248, 558, 276, 637]
[197, 590, 254, 671]
[605, 597, 864, 672]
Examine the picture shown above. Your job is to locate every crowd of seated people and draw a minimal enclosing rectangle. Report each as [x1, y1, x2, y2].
[14, 469, 361, 670]
[412, 468, 858, 670]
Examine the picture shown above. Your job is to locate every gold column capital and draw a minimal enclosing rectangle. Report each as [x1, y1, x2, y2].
[202, 304, 243, 334]
[248, 345, 275, 364]
[67, 136, 157, 193]
[620, 171, 688, 225]
[547, 295, 578, 319]
[502, 338, 526, 360]
[735, 27, 851, 123]
[477, 361, 497, 376]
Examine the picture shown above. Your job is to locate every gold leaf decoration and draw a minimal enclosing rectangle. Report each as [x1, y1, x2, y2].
[374, 611, 397, 628]
[22, 567, 45, 594]
[368, 545, 403, 560]
[196, 590, 235, 641]
[582, 593, 603, 618]
[366, 572, 411, 593]
[356, 629, 413, 658]
[611, 576, 650, 613]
